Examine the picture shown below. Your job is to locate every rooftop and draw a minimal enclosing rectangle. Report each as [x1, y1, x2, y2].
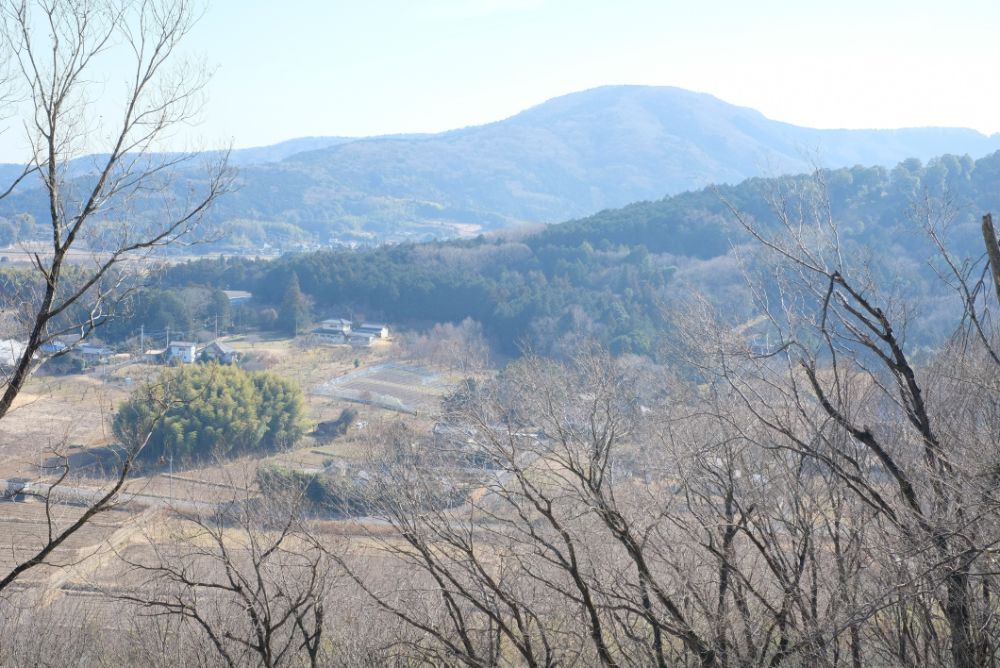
[204, 341, 237, 354]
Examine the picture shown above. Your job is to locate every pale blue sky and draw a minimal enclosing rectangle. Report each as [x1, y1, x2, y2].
[4, 0, 1000, 160]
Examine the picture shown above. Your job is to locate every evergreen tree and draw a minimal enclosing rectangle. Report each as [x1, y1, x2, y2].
[279, 271, 311, 335]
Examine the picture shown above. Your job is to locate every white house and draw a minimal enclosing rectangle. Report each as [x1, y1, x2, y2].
[166, 341, 197, 364]
[319, 318, 353, 333]
[313, 318, 353, 344]
[222, 290, 253, 305]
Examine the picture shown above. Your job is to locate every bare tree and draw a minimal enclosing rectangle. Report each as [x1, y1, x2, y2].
[345, 351, 853, 667]
[703, 176, 1000, 668]
[0, 0, 230, 412]
[0, 0, 230, 593]
[403, 317, 492, 373]
[336, 189, 1000, 667]
[110, 480, 333, 668]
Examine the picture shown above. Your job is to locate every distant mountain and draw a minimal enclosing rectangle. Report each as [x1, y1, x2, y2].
[3, 85, 1000, 243]
[226, 137, 356, 166]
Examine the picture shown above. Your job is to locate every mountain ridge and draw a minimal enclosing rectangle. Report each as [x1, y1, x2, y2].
[2, 85, 1000, 244]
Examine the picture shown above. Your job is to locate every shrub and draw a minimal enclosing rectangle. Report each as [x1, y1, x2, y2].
[113, 363, 307, 463]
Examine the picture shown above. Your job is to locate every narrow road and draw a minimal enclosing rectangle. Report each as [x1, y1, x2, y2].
[0, 478, 222, 514]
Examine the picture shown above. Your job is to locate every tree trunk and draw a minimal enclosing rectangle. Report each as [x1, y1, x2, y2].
[945, 568, 977, 668]
[981, 213, 1000, 304]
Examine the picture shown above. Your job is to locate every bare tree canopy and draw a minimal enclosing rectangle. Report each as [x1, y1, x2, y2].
[0, 0, 231, 418]
[0, 0, 229, 594]
[331, 204, 1000, 666]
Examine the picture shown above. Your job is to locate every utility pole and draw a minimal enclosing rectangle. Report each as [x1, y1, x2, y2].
[140, 325, 144, 356]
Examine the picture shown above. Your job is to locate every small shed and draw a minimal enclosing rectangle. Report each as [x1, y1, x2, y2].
[78, 344, 113, 363]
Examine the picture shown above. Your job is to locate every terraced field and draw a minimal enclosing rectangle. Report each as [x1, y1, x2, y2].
[0, 501, 132, 583]
[313, 362, 456, 414]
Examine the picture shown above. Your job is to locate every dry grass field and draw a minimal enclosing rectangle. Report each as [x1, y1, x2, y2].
[0, 330, 476, 606]
[0, 375, 126, 480]
[0, 502, 134, 585]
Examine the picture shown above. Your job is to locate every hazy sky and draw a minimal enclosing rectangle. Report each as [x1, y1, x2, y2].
[2, 0, 1000, 160]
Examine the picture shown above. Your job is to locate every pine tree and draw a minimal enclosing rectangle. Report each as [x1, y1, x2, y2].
[279, 272, 312, 336]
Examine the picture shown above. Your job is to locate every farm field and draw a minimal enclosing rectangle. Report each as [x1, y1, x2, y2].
[312, 361, 458, 415]
[0, 335, 422, 478]
[0, 502, 134, 585]
[0, 329, 484, 609]
[0, 375, 126, 480]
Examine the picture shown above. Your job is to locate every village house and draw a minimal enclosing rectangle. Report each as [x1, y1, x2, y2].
[40, 339, 69, 355]
[356, 322, 389, 339]
[41, 333, 92, 355]
[200, 340, 241, 365]
[77, 344, 114, 364]
[166, 341, 197, 364]
[313, 318, 353, 344]
[348, 332, 376, 347]
[222, 290, 253, 306]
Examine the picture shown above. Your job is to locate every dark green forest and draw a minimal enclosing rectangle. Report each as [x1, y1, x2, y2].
[119, 152, 1000, 357]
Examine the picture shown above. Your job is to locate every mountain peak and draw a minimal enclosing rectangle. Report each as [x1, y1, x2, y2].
[5, 86, 1000, 245]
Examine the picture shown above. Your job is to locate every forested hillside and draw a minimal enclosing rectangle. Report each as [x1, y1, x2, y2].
[156, 151, 1000, 357]
[3, 86, 999, 245]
